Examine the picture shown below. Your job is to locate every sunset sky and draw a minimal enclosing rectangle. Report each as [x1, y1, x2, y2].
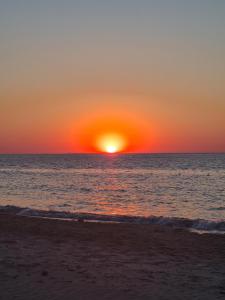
[1, 1, 225, 153]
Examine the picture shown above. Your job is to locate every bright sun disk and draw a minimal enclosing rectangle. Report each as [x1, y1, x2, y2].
[105, 145, 117, 153]
[96, 133, 127, 153]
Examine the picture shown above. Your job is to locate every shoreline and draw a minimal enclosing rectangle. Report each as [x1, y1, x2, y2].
[1, 205, 225, 234]
[1, 213, 225, 299]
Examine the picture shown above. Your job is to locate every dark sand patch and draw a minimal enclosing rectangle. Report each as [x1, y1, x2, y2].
[0, 214, 225, 299]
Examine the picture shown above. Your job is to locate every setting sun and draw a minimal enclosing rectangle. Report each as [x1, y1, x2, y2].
[74, 107, 150, 153]
[96, 133, 127, 153]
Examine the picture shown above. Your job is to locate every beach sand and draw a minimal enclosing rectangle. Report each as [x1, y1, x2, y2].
[0, 213, 225, 300]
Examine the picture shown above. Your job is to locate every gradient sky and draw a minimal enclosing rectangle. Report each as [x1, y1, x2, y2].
[0, 0, 225, 153]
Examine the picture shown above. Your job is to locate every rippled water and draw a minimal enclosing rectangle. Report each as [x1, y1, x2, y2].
[0, 154, 225, 224]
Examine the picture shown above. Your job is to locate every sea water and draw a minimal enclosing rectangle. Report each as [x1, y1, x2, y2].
[0, 154, 225, 231]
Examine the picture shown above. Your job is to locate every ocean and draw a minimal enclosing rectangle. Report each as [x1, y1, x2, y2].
[0, 153, 225, 232]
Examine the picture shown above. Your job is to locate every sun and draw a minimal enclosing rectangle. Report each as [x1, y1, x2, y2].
[96, 133, 127, 153]
[105, 145, 118, 153]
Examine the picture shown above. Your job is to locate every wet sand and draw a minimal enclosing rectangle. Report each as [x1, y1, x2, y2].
[0, 213, 225, 300]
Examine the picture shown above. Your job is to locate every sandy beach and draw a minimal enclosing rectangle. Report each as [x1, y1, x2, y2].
[0, 213, 225, 300]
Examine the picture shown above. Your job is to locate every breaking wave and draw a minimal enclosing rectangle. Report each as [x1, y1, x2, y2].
[1, 205, 225, 233]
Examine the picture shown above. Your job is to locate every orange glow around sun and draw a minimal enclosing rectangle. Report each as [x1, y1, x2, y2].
[72, 106, 152, 153]
[96, 133, 127, 153]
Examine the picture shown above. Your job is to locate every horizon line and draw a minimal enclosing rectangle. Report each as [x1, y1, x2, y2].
[0, 152, 225, 155]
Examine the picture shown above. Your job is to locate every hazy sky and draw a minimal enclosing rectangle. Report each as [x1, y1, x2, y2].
[1, 0, 225, 153]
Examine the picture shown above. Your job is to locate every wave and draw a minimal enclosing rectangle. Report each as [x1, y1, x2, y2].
[0, 205, 225, 233]
[208, 207, 225, 211]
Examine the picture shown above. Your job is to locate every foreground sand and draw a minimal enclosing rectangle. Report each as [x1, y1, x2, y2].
[0, 214, 225, 300]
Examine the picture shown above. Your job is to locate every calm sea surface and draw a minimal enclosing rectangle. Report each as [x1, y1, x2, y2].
[0, 154, 225, 229]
